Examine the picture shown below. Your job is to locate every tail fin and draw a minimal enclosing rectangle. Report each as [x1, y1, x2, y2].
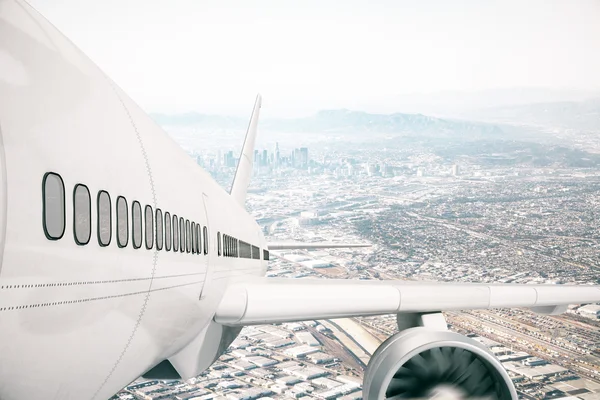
[230, 94, 262, 207]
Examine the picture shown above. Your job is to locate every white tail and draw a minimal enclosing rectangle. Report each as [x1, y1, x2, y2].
[230, 94, 262, 207]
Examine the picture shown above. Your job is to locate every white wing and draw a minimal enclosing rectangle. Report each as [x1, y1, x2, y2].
[267, 242, 370, 250]
[215, 277, 600, 325]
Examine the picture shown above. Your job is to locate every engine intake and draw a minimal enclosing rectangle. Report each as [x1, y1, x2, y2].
[363, 328, 517, 400]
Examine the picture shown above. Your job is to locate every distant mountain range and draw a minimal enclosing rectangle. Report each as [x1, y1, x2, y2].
[463, 98, 600, 131]
[151, 109, 503, 137]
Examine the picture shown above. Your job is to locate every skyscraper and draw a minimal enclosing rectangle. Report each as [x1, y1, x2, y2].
[300, 147, 309, 169]
[452, 164, 459, 176]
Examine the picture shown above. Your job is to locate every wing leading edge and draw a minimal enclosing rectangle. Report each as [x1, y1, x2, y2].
[267, 242, 371, 250]
[214, 277, 600, 326]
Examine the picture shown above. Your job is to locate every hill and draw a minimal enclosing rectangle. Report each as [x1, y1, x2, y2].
[151, 109, 503, 137]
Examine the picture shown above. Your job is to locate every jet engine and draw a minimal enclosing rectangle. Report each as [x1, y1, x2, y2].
[363, 327, 517, 400]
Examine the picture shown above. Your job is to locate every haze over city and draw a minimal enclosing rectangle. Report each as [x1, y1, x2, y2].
[27, 0, 600, 117]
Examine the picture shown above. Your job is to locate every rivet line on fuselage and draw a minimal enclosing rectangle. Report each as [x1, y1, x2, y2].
[0, 280, 203, 312]
[92, 81, 161, 400]
[0, 272, 206, 290]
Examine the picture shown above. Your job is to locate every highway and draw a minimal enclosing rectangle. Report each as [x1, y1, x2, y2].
[319, 318, 383, 368]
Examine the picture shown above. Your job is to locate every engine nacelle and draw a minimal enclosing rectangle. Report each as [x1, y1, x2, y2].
[363, 328, 517, 400]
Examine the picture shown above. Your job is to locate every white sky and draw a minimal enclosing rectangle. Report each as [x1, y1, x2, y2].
[28, 0, 600, 117]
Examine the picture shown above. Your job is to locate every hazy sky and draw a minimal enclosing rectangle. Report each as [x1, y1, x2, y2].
[27, 0, 600, 117]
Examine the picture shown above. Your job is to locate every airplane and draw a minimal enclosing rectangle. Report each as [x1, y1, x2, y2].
[1, 1, 599, 399]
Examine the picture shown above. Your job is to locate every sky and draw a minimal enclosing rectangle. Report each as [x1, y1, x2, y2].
[27, 0, 600, 117]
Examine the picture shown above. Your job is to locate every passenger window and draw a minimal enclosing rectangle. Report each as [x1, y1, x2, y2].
[145, 205, 154, 249]
[196, 225, 201, 255]
[156, 209, 163, 250]
[164, 211, 171, 251]
[42, 173, 65, 240]
[197, 224, 201, 254]
[132, 201, 142, 249]
[172, 215, 179, 252]
[203, 226, 208, 254]
[116, 196, 128, 247]
[73, 184, 91, 245]
[217, 232, 221, 256]
[179, 217, 185, 253]
[186, 219, 191, 253]
[97, 191, 111, 246]
[263, 249, 269, 261]
[252, 245, 260, 260]
[191, 222, 196, 254]
[240, 241, 251, 258]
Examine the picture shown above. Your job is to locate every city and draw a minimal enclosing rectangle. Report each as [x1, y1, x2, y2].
[113, 106, 600, 400]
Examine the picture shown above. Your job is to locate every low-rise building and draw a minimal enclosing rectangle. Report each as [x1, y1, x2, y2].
[307, 352, 335, 365]
[579, 304, 600, 319]
[247, 356, 278, 368]
[523, 357, 548, 367]
[296, 332, 320, 347]
[231, 361, 257, 371]
[285, 345, 321, 358]
[311, 377, 343, 389]
[290, 367, 329, 380]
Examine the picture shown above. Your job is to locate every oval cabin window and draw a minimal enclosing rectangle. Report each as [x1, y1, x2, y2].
[203, 226, 208, 255]
[165, 212, 171, 251]
[186, 219, 191, 253]
[132, 201, 142, 249]
[172, 215, 179, 252]
[156, 209, 163, 250]
[179, 217, 185, 253]
[42, 173, 65, 240]
[116, 196, 128, 247]
[97, 191, 111, 246]
[145, 205, 154, 249]
[191, 222, 196, 254]
[73, 184, 91, 245]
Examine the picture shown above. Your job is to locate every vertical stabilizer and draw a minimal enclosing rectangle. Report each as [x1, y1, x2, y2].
[230, 94, 262, 207]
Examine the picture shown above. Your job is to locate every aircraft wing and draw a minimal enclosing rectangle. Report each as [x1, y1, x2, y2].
[214, 277, 600, 325]
[267, 242, 371, 250]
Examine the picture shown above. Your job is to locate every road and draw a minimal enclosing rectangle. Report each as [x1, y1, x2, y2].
[319, 318, 383, 368]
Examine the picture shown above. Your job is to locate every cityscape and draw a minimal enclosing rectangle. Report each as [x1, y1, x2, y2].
[115, 102, 600, 400]
[5, 1, 600, 399]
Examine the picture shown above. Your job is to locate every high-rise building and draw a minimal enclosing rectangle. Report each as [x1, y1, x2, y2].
[224, 150, 235, 167]
[452, 164, 459, 176]
[300, 147, 308, 169]
[262, 149, 268, 167]
[254, 149, 260, 166]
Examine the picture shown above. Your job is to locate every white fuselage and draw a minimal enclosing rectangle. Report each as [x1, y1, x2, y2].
[0, 1, 268, 399]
